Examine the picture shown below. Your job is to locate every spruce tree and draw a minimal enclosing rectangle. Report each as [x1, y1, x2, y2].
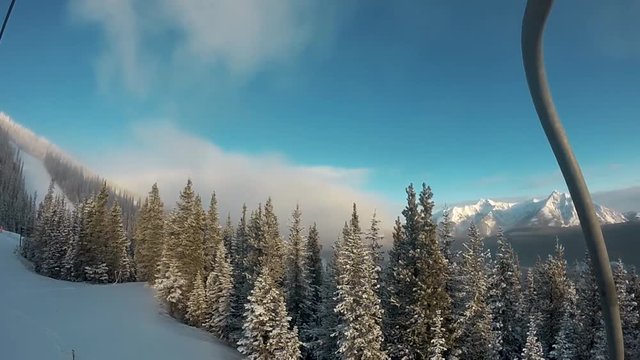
[229, 205, 250, 342]
[134, 183, 165, 282]
[238, 270, 301, 360]
[205, 240, 234, 341]
[534, 242, 573, 355]
[315, 235, 341, 360]
[154, 256, 188, 316]
[429, 310, 447, 360]
[521, 318, 545, 360]
[490, 229, 525, 359]
[285, 205, 312, 344]
[456, 223, 499, 359]
[613, 260, 639, 358]
[575, 255, 601, 358]
[186, 272, 208, 327]
[365, 211, 384, 285]
[549, 283, 579, 360]
[108, 202, 132, 282]
[335, 204, 387, 360]
[204, 192, 222, 273]
[304, 222, 324, 356]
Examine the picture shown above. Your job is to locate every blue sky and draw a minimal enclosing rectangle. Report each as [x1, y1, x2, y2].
[1, 0, 639, 212]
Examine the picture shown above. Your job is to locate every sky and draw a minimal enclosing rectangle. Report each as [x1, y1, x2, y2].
[1, 0, 639, 225]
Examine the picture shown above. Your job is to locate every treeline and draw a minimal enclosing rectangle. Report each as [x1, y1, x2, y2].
[127, 180, 640, 359]
[21, 182, 133, 283]
[44, 152, 138, 234]
[0, 127, 36, 234]
[17, 177, 640, 359]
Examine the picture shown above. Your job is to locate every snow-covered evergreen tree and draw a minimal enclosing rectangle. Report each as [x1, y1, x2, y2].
[534, 242, 573, 355]
[315, 236, 341, 360]
[490, 229, 525, 359]
[107, 202, 132, 282]
[429, 310, 447, 360]
[365, 211, 384, 287]
[521, 318, 545, 360]
[238, 270, 301, 360]
[575, 254, 602, 359]
[205, 240, 234, 341]
[154, 256, 188, 316]
[304, 222, 324, 357]
[613, 260, 639, 358]
[549, 283, 579, 360]
[403, 185, 451, 358]
[133, 183, 165, 282]
[335, 204, 387, 360]
[285, 205, 312, 345]
[186, 272, 208, 327]
[204, 192, 222, 274]
[159, 180, 205, 315]
[229, 205, 250, 343]
[456, 223, 499, 360]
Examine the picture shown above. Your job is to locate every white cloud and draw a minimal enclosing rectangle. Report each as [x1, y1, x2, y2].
[70, 0, 151, 96]
[70, 0, 348, 94]
[86, 121, 394, 244]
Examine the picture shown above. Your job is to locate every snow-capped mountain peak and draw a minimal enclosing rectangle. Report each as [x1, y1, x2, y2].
[434, 191, 626, 236]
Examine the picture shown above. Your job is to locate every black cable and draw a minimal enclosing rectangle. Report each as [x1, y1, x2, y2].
[521, 1, 624, 358]
[0, 0, 17, 44]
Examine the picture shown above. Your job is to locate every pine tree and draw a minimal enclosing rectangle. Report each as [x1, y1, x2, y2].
[304, 222, 324, 356]
[549, 283, 579, 360]
[438, 207, 455, 264]
[133, 183, 165, 282]
[61, 205, 82, 281]
[384, 184, 422, 358]
[204, 192, 222, 273]
[186, 272, 208, 327]
[40, 195, 69, 278]
[108, 202, 132, 282]
[335, 204, 387, 360]
[229, 204, 250, 342]
[238, 270, 301, 360]
[575, 255, 601, 359]
[521, 318, 545, 360]
[205, 240, 234, 341]
[613, 260, 639, 358]
[285, 205, 312, 346]
[315, 236, 341, 360]
[160, 180, 205, 315]
[86, 182, 111, 271]
[263, 198, 285, 282]
[456, 223, 499, 360]
[534, 241, 573, 355]
[429, 310, 447, 360]
[365, 211, 384, 286]
[154, 256, 188, 316]
[490, 229, 525, 359]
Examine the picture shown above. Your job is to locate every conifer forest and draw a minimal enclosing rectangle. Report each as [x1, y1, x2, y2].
[5, 143, 640, 360]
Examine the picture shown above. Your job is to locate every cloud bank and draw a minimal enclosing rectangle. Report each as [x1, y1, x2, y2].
[85, 121, 395, 244]
[70, 0, 350, 95]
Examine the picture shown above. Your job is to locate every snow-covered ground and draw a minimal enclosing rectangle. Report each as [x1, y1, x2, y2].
[0, 231, 242, 360]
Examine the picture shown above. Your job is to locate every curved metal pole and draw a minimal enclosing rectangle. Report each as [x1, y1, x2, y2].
[521, 1, 623, 358]
[0, 0, 17, 44]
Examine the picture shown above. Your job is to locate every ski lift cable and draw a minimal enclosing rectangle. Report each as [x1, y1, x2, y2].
[521, 1, 624, 358]
[0, 0, 16, 44]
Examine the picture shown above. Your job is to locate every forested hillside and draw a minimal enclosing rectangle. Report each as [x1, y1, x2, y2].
[18, 177, 640, 359]
[0, 126, 36, 234]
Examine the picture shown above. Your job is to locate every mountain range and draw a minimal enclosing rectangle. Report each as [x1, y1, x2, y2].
[433, 191, 628, 236]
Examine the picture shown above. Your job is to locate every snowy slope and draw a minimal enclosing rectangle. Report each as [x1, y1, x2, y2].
[434, 191, 627, 236]
[19, 149, 68, 203]
[0, 232, 242, 360]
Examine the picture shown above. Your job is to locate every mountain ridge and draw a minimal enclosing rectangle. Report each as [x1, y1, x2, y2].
[434, 190, 627, 236]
